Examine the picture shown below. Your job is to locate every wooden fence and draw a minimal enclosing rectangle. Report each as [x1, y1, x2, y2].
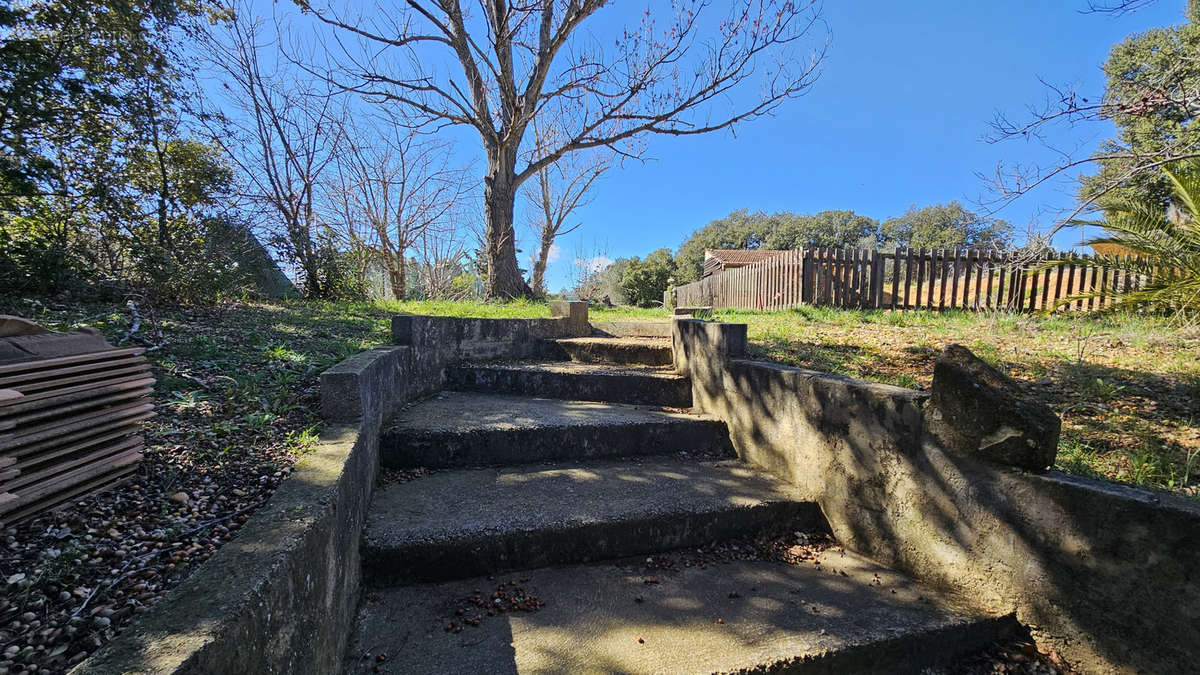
[672, 248, 1137, 313]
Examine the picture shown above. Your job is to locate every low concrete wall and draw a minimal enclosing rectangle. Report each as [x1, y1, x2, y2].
[75, 345, 433, 674]
[673, 318, 1200, 675]
[74, 305, 593, 674]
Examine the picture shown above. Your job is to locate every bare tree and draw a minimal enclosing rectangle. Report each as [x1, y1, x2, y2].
[569, 239, 611, 301]
[983, 0, 1200, 228]
[202, 8, 346, 298]
[524, 118, 610, 296]
[984, 77, 1200, 225]
[416, 226, 471, 299]
[334, 117, 472, 300]
[299, 0, 826, 298]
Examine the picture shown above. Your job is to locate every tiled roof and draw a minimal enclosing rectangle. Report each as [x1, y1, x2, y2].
[703, 249, 787, 265]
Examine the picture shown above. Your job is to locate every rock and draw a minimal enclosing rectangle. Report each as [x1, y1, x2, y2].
[923, 344, 1061, 471]
[169, 492, 190, 504]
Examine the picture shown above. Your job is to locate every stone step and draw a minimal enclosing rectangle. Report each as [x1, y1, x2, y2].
[445, 361, 692, 407]
[363, 458, 821, 586]
[379, 392, 728, 469]
[349, 549, 1017, 674]
[553, 337, 673, 366]
[589, 320, 673, 338]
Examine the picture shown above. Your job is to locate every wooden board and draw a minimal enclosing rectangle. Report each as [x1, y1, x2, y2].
[0, 347, 144, 375]
[1, 402, 155, 452]
[0, 374, 154, 411]
[0, 387, 151, 429]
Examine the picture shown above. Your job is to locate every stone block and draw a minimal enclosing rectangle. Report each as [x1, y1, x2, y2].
[923, 344, 1060, 471]
[549, 300, 589, 334]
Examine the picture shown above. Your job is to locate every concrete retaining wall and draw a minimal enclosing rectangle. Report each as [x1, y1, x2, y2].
[73, 345, 423, 674]
[74, 304, 593, 674]
[673, 318, 1200, 675]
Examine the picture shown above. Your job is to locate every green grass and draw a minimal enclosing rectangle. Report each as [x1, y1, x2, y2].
[7, 295, 1194, 498]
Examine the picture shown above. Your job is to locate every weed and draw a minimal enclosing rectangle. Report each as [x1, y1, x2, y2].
[286, 426, 322, 455]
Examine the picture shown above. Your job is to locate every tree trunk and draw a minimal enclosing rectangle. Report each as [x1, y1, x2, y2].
[530, 227, 554, 297]
[483, 157, 533, 299]
[390, 253, 406, 300]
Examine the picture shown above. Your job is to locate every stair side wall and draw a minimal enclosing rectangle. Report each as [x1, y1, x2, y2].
[673, 318, 1200, 675]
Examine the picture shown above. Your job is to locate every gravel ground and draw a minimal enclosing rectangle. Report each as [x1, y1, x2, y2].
[1, 298, 389, 674]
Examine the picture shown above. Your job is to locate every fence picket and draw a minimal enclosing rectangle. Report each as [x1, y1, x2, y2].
[670, 247, 1127, 315]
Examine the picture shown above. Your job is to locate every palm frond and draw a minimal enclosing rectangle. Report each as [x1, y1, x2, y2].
[1044, 159, 1200, 317]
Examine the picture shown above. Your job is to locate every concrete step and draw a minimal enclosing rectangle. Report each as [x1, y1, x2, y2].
[589, 320, 673, 338]
[363, 458, 821, 586]
[553, 337, 673, 366]
[379, 392, 728, 469]
[445, 361, 692, 407]
[349, 549, 1018, 674]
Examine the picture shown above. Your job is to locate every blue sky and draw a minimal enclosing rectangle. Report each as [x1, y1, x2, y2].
[528, 1, 1186, 292]
[239, 1, 1188, 293]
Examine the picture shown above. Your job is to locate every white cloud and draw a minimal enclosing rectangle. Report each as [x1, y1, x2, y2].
[546, 243, 562, 264]
[574, 255, 613, 273]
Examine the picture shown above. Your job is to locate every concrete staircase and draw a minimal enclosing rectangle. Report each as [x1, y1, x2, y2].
[348, 334, 1016, 674]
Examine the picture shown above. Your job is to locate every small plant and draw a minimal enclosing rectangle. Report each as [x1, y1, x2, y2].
[1126, 447, 1163, 486]
[167, 389, 209, 412]
[286, 426, 322, 455]
[1080, 376, 1125, 401]
[1044, 159, 1200, 319]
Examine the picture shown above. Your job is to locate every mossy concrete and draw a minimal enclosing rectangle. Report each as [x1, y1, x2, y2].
[589, 320, 673, 338]
[555, 337, 673, 366]
[349, 551, 1018, 674]
[74, 424, 372, 674]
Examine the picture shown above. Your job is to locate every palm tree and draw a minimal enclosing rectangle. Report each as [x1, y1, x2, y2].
[1047, 161, 1200, 318]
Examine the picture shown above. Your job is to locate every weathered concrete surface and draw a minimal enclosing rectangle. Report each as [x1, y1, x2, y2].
[76, 339, 447, 673]
[675, 319, 1200, 674]
[924, 344, 1060, 471]
[380, 392, 730, 468]
[350, 552, 1017, 674]
[672, 317, 747, 373]
[548, 300, 588, 334]
[392, 314, 584, 363]
[673, 305, 713, 317]
[445, 360, 692, 407]
[75, 424, 374, 674]
[588, 320, 673, 338]
[363, 458, 821, 585]
[555, 336, 673, 366]
[321, 346, 422, 423]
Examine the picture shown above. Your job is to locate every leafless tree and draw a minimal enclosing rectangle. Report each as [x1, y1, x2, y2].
[201, 8, 345, 298]
[333, 116, 473, 299]
[982, 0, 1199, 229]
[1084, 0, 1159, 13]
[983, 76, 1200, 227]
[298, 0, 827, 298]
[569, 239, 610, 301]
[415, 227, 471, 299]
[524, 118, 610, 297]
